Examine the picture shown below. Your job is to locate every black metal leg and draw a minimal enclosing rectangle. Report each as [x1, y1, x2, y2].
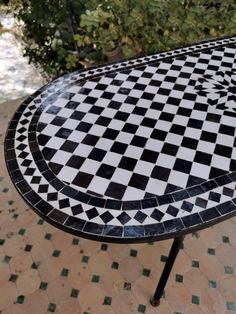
[150, 235, 185, 307]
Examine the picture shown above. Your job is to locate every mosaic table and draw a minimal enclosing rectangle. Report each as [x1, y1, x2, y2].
[5, 36, 236, 306]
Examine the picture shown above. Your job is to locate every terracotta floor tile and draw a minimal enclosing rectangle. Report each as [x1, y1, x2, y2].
[24, 225, 45, 245]
[38, 257, 62, 282]
[183, 269, 209, 295]
[67, 264, 91, 290]
[100, 271, 124, 296]
[16, 269, 41, 295]
[30, 239, 54, 263]
[0, 263, 11, 285]
[199, 253, 224, 280]
[131, 276, 156, 305]
[59, 246, 82, 268]
[78, 283, 104, 313]
[89, 251, 112, 275]
[56, 299, 81, 314]
[50, 231, 73, 251]
[2, 234, 26, 258]
[107, 243, 130, 262]
[111, 291, 138, 313]
[46, 276, 73, 305]
[218, 277, 236, 300]
[0, 281, 18, 311]
[16, 289, 49, 314]
[9, 251, 33, 274]
[118, 256, 142, 282]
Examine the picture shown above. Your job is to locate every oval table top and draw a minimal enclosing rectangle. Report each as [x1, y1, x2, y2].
[5, 36, 236, 243]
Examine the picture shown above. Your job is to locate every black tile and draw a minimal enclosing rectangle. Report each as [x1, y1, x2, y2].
[200, 208, 220, 221]
[103, 225, 123, 237]
[82, 134, 99, 146]
[35, 200, 53, 215]
[105, 182, 127, 200]
[105, 199, 122, 210]
[103, 128, 119, 140]
[169, 124, 186, 135]
[157, 194, 174, 205]
[134, 211, 147, 223]
[144, 223, 165, 237]
[83, 222, 103, 235]
[71, 204, 83, 215]
[163, 218, 184, 233]
[166, 205, 179, 217]
[130, 135, 147, 148]
[216, 201, 235, 215]
[194, 151, 212, 166]
[50, 116, 67, 126]
[72, 172, 93, 188]
[141, 117, 156, 128]
[161, 143, 179, 156]
[173, 158, 192, 174]
[60, 140, 78, 153]
[122, 123, 139, 134]
[129, 173, 149, 190]
[124, 226, 144, 237]
[66, 155, 85, 169]
[55, 128, 72, 139]
[122, 200, 141, 210]
[100, 211, 114, 223]
[110, 142, 128, 154]
[88, 197, 106, 207]
[118, 156, 137, 171]
[88, 148, 106, 161]
[159, 112, 174, 122]
[117, 212, 131, 225]
[151, 129, 167, 141]
[73, 117, 92, 131]
[151, 166, 171, 181]
[182, 213, 202, 227]
[114, 111, 129, 121]
[70, 111, 86, 121]
[140, 149, 159, 163]
[141, 198, 158, 209]
[96, 164, 116, 179]
[65, 216, 85, 230]
[150, 208, 164, 221]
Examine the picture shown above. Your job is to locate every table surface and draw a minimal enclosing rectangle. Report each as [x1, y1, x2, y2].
[5, 36, 236, 243]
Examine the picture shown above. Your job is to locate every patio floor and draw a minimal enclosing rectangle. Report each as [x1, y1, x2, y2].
[0, 98, 236, 314]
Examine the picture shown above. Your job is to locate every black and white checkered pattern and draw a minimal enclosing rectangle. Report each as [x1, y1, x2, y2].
[5, 36, 236, 242]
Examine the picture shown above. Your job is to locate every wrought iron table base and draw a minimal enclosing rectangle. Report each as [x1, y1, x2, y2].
[150, 235, 185, 307]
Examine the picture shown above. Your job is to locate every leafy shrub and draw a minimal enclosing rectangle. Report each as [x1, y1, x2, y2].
[9, 0, 236, 77]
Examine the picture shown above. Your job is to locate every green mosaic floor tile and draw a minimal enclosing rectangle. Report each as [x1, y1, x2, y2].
[9, 274, 18, 282]
[52, 250, 60, 257]
[2, 187, 9, 193]
[2, 255, 11, 263]
[12, 213, 18, 219]
[175, 274, 183, 283]
[44, 233, 52, 240]
[0, 239, 5, 245]
[192, 260, 199, 268]
[39, 281, 48, 290]
[123, 282, 131, 291]
[82, 255, 89, 263]
[31, 262, 39, 269]
[8, 200, 14, 206]
[226, 301, 235, 311]
[37, 219, 44, 225]
[48, 303, 56, 312]
[61, 268, 69, 277]
[111, 261, 119, 269]
[222, 236, 230, 243]
[72, 238, 79, 245]
[16, 295, 25, 304]
[130, 249, 138, 257]
[0, 176, 4, 182]
[24, 244, 32, 252]
[224, 266, 234, 275]
[192, 295, 200, 305]
[209, 280, 217, 288]
[147, 242, 154, 245]
[142, 268, 151, 277]
[138, 304, 146, 313]
[71, 288, 79, 298]
[101, 243, 108, 251]
[208, 248, 215, 255]
[160, 255, 167, 262]
[18, 228, 25, 235]
[91, 275, 100, 283]
[103, 296, 112, 305]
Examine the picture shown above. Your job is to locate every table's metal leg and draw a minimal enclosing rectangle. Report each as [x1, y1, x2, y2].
[150, 235, 185, 307]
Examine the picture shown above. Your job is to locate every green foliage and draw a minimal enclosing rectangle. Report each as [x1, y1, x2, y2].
[8, 0, 236, 77]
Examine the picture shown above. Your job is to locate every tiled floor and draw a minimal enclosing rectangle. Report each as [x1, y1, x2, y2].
[0, 99, 236, 314]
